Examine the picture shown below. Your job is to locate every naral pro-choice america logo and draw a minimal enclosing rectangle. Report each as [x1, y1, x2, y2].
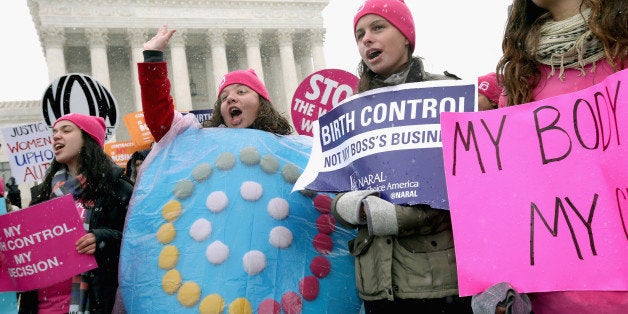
[41, 73, 119, 141]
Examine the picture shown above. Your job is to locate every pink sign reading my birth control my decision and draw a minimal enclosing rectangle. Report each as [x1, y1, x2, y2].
[0, 195, 97, 292]
[291, 69, 358, 136]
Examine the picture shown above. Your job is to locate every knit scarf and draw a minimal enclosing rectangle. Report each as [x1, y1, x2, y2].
[534, 8, 605, 79]
[367, 57, 424, 90]
[50, 168, 91, 313]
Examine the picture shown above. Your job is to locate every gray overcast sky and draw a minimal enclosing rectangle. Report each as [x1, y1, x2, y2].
[0, 0, 511, 101]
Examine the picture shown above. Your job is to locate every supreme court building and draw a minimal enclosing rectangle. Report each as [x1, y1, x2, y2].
[0, 0, 330, 202]
[32, 0, 328, 134]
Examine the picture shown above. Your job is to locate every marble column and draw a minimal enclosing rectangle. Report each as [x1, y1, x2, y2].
[127, 29, 147, 111]
[277, 30, 298, 116]
[297, 41, 314, 79]
[85, 28, 111, 89]
[169, 30, 192, 111]
[208, 29, 229, 94]
[310, 29, 327, 72]
[41, 27, 66, 82]
[204, 52, 216, 103]
[243, 29, 264, 83]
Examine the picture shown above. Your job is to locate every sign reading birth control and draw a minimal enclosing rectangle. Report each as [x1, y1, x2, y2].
[294, 80, 476, 208]
[40, 73, 119, 142]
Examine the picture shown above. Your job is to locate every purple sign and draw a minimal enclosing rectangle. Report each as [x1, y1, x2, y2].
[188, 109, 214, 124]
[295, 80, 476, 208]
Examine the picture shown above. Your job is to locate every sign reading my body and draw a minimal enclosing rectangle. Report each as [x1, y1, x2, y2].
[450, 79, 622, 266]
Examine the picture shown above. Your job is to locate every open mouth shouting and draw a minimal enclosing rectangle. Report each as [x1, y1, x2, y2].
[366, 48, 382, 61]
[53, 143, 65, 153]
[230, 106, 242, 118]
[226, 105, 245, 127]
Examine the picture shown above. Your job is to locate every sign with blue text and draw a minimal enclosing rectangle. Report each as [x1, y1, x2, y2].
[294, 80, 476, 208]
[0, 122, 52, 184]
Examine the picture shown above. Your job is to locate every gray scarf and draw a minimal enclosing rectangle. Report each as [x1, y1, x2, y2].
[533, 8, 605, 79]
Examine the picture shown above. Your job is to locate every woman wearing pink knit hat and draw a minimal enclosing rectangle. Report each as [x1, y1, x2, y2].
[137, 25, 292, 144]
[18, 113, 133, 313]
[329, 0, 471, 313]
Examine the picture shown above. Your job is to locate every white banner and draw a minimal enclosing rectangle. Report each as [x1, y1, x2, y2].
[1, 121, 53, 184]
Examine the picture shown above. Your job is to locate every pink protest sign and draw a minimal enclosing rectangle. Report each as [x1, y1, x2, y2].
[0, 195, 97, 292]
[291, 69, 358, 136]
[441, 69, 628, 296]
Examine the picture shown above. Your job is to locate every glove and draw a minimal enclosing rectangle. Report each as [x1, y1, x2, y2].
[333, 190, 379, 227]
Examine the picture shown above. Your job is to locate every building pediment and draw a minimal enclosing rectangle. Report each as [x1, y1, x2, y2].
[29, 0, 329, 36]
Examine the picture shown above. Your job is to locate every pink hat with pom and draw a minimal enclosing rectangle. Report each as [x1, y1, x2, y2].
[217, 68, 270, 102]
[354, 0, 416, 53]
[53, 113, 106, 148]
[478, 72, 500, 104]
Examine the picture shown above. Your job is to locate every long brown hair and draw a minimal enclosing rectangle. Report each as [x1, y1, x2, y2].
[204, 97, 293, 135]
[497, 0, 627, 107]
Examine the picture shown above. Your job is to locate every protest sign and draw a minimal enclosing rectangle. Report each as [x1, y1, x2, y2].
[291, 69, 358, 136]
[294, 80, 476, 207]
[123, 111, 154, 148]
[188, 109, 213, 124]
[41, 73, 119, 142]
[104, 140, 142, 168]
[0, 122, 53, 184]
[441, 69, 627, 296]
[0, 195, 97, 292]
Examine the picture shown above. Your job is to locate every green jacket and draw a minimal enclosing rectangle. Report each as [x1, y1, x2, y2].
[331, 192, 459, 301]
[331, 58, 461, 301]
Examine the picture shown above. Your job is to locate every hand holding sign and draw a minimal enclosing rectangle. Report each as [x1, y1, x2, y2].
[0, 195, 97, 292]
[294, 80, 476, 208]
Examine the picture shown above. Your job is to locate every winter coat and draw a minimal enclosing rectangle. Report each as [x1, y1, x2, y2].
[138, 59, 205, 150]
[330, 58, 461, 301]
[19, 166, 133, 314]
[138, 50, 182, 143]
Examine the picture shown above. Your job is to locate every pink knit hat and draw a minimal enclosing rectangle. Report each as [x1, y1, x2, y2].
[217, 68, 270, 102]
[354, 0, 416, 53]
[53, 113, 106, 148]
[477, 72, 500, 104]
